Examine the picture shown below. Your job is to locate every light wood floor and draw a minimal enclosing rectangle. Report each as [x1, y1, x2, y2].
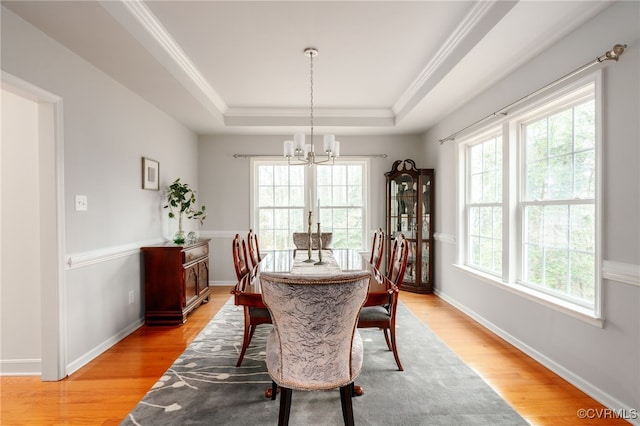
[0, 287, 626, 425]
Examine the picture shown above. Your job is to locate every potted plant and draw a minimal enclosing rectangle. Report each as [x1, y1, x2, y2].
[164, 178, 206, 244]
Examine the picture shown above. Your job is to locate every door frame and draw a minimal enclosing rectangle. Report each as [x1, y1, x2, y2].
[2, 71, 67, 380]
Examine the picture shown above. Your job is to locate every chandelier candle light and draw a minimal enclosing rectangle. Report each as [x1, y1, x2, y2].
[283, 48, 340, 166]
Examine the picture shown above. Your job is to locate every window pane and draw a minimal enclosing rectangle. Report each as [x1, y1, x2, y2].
[545, 248, 569, 292]
[549, 109, 573, 157]
[259, 166, 274, 185]
[524, 244, 543, 285]
[525, 160, 547, 201]
[574, 150, 595, 198]
[570, 251, 594, 301]
[274, 187, 289, 206]
[570, 204, 594, 251]
[574, 100, 595, 151]
[333, 185, 347, 206]
[544, 205, 568, 249]
[524, 206, 543, 245]
[526, 119, 548, 163]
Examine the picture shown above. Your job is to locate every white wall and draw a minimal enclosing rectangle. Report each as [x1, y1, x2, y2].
[1, 7, 200, 376]
[0, 89, 42, 372]
[424, 1, 639, 414]
[198, 134, 423, 283]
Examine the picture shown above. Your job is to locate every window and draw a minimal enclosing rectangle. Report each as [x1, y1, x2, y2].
[521, 91, 596, 306]
[252, 159, 368, 251]
[317, 163, 366, 249]
[254, 163, 305, 250]
[467, 135, 503, 276]
[458, 74, 601, 320]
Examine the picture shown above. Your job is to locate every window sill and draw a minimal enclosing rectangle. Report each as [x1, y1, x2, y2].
[453, 264, 604, 328]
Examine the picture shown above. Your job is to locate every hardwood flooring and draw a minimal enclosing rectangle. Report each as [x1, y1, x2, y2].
[0, 287, 627, 425]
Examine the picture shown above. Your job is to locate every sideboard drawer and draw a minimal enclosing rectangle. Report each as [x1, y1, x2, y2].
[183, 244, 208, 264]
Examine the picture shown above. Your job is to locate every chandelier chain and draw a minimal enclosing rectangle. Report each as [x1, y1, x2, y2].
[309, 51, 314, 146]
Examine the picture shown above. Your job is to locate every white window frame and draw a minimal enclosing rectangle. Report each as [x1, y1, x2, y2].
[455, 71, 603, 326]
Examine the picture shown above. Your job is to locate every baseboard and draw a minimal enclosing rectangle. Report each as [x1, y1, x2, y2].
[434, 289, 639, 425]
[66, 318, 144, 376]
[0, 358, 41, 376]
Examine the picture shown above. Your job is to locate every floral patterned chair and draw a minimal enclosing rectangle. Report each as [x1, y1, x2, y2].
[292, 232, 333, 256]
[260, 270, 370, 426]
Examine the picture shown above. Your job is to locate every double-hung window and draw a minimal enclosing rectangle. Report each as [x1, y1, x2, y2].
[521, 85, 597, 306]
[252, 159, 368, 251]
[458, 73, 601, 321]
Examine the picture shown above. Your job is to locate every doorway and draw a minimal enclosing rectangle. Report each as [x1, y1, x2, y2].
[1, 71, 66, 380]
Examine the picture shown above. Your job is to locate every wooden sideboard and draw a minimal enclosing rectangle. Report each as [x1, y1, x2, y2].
[141, 239, 211, 325]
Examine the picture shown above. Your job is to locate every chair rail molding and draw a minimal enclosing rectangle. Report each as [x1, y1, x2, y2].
[602, 260, 640, 287]
[65, 238, 165, 270]
[434, 232, 456, 244]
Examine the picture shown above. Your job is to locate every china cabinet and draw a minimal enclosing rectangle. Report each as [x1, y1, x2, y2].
[141, 239, 211, 325]
[385, 159, 434, 293]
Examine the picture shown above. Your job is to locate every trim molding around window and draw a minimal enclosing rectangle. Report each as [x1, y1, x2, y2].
[455, 70, 603, 325]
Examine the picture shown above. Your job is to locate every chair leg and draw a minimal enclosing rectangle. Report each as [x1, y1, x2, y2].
[340, 383, 355, 426]
[389, 324, 404, 371]
[382, 328, 392, 351]
[278, 387, 292, 426]
[236, 308, 257, 367]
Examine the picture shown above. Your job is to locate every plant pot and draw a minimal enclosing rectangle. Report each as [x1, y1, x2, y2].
[173, 230, 186, 245]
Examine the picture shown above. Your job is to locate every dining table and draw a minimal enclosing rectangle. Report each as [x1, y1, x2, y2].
[232, 248, 391, 310]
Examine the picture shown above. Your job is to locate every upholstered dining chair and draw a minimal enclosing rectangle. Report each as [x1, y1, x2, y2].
[292, 232, 333, 256]
[368, 228, 385, 270]
[260, 270, 371, 426]
[232, 234, 271, 367]
[357, 233, 409, 371]
[247, 229, 261, 269]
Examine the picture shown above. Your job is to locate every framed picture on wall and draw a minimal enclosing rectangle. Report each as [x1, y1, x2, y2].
[142, 157, 160, 190]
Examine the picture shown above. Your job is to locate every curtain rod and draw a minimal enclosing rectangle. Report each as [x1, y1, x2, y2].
[438, 43, 627, 144]
[233, 153, 388, 159]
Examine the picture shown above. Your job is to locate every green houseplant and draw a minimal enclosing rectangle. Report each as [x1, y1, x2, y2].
[164, 178, 206, 244]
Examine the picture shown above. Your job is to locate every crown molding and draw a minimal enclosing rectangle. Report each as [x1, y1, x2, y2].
[393, 0, 517, 123]
[99, 0, 227, 122]
[224, 107, 395, 127]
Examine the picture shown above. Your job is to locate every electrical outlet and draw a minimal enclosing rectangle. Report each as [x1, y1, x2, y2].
[75, 195, 88, 211]
[129, 290, 135, 304]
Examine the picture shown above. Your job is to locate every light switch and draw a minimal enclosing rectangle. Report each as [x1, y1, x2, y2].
[75, 195, 88, 211]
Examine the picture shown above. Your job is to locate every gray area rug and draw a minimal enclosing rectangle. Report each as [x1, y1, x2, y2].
[121, 298, 529, 425]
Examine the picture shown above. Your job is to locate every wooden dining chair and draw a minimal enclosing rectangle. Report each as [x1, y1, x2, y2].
[368, 228, 384, 270]
[232, 234, 250, 281]
[232, 233, 271, 367]
[357, 233, 409, 371]
[247, 229, 261, 269]
[260, 270, 371, 426]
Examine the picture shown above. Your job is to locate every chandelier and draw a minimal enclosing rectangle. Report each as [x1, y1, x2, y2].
[283, 47, 339, 166]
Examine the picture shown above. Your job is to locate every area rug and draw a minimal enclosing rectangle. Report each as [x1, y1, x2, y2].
[121, 298, 529, 425]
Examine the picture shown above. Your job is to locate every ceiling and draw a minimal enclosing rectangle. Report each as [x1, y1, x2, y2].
[3, 0, 611, 136]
